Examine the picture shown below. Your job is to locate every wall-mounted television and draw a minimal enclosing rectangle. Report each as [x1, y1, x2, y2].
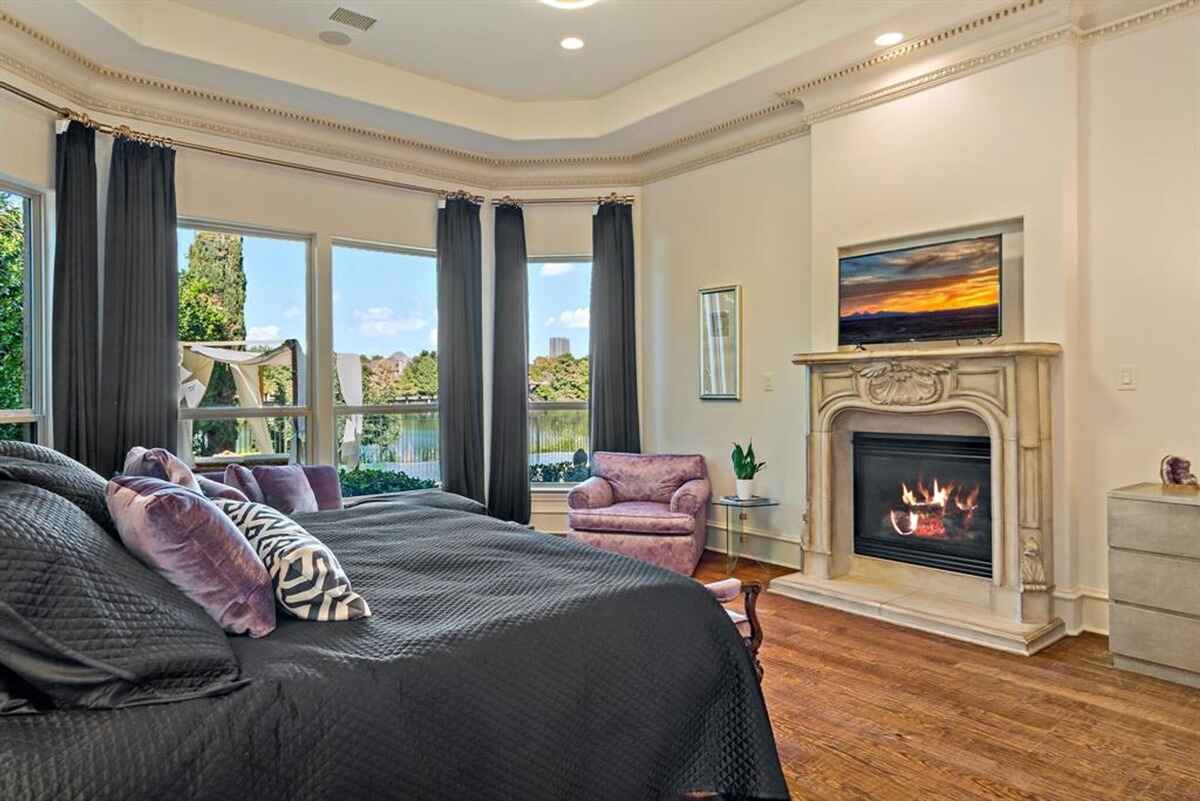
[838, 234, 1002, 346]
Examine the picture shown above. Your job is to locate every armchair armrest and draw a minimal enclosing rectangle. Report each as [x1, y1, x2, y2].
[670, 478, 711, 516]
[567, 476, 614, 510]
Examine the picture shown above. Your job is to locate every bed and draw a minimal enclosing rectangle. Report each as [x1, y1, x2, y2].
[0, 461, 788, 801]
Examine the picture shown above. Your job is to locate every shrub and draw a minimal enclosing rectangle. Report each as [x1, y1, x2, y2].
[338, 466, 438, 497]
[529, 460, 591, 484]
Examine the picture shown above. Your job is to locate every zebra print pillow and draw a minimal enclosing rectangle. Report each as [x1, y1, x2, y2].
[213, 500, 371, 622]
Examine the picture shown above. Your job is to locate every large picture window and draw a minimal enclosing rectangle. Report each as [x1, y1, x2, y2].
[0, 185, 43, 443]
[177, 224, 310, 467]
[527, 259, 591, 484]
[332, 242, 439, 495]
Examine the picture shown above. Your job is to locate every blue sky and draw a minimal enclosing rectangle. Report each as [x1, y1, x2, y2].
[178, 229, 590, 360]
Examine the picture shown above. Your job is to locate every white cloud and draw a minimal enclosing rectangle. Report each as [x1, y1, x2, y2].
[427, 327, 438, 350]
[282, 305, 303, 320]
[246, 325, 282, 342]
[546, 307, 589, 329]
[353, 306, 427, 337]
[540, 263, 575, 277]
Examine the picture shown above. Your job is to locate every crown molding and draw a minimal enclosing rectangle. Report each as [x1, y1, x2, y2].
[0, 0, 1193, 189]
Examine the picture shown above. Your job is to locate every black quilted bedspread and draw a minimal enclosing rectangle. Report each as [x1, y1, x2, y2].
[0, 495, 787, 801]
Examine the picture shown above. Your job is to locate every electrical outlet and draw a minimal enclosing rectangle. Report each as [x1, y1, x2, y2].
[1117, 365, 1137, 391]
[763, 371, 776, 392]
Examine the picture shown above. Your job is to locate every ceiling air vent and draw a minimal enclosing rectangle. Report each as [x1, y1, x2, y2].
[329, 7, 377, 32]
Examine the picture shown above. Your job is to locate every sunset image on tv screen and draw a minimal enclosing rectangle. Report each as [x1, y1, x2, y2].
[838, 235, 1001, 345]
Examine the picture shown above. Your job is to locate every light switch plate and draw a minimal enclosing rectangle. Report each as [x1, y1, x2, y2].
[1117, 365, 1137, 391]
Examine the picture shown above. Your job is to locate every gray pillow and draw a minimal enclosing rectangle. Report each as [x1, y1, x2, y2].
[0, 480, 247, 710]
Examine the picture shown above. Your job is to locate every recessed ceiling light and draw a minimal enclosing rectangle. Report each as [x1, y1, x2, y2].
[541, 0, 601, 9]
[319, 30, 353, 46]
[874, 32, 904, 47]
[560, 36, 585, 50]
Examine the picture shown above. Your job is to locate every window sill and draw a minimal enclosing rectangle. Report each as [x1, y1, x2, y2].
[530, 483, 577, 494]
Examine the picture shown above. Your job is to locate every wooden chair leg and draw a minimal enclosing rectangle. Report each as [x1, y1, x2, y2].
[742, 582, 763, 681]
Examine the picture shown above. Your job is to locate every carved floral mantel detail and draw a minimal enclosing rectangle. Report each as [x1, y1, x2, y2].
[854, 360, 954, 406]
[787, 342, 1063, 646]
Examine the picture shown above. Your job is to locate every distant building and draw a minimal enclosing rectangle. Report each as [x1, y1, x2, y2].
[549, 337, 571, 357]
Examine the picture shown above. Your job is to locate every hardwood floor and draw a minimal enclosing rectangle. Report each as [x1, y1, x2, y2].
[694, 553, 1200, 801]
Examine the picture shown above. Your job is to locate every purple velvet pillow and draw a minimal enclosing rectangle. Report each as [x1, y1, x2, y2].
[106, 476, 276, 638]
[252, 465, 319, 515]
[224, 464, 265, 504]
[196, 474, 249, 503]
[123, 446, 201, 492]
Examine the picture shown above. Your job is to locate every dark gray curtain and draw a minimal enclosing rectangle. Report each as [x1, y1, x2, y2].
[436, 197, 484, 502]
[589, 202, 640, 454]
[487, 204, 529, 522]
[97, 138, 178, 477]
[51, 121, 100, 468]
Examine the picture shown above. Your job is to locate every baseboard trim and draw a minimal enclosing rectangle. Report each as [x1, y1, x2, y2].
[1053, 585, 1110, 636]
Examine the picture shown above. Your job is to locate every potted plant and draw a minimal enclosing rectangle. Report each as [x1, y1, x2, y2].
[731, 441, 766, 500]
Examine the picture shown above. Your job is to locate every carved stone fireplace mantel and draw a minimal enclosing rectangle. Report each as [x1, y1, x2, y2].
[770, 342, 1064, 655]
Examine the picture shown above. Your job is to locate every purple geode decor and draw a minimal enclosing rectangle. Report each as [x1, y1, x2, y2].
[1160, 455, 1199, 487]
[106, 475, 276, 637]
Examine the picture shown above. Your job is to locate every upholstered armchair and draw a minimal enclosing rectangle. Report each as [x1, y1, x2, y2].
[566, 452, 711, 575]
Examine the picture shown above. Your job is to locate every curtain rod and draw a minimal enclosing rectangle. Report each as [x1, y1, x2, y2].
[492, 193, 635, 207]
[0, 79, 486, 204]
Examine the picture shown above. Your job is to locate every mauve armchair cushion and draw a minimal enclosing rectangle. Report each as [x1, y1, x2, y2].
[591, 452, 707, 504]
[567, 476, 614, 510]
[568, 501, 696, 535]
[670, 478, 711, 517]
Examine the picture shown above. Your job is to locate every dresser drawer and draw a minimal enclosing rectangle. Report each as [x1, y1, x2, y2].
[1110, 603, 1200, 674]
[1108, 497, 1200, 559]
[1110, 549, 1200, 617]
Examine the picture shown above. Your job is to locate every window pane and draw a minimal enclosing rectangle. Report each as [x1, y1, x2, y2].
[0, 191, 30, 412]
[528, 261, 591, 483]
[0, 421, 36, 443]
[177, 228, 308, 417]
[332, 245, 438, 406]
[335, 411, 440, 492]
[182, 416, 308, 467]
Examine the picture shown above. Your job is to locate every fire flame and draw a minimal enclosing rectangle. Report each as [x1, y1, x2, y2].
[889, 477, 980, 538]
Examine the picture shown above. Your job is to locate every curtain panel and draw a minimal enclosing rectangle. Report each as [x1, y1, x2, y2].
[436, 197, 485, 502]
[589, 203, 640, 454]
[51, 121, 100, 469]
[97, 138, 178, 478]
[488, 204, 530, 523]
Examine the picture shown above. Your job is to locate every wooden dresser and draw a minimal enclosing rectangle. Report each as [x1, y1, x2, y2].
[1107, 483, 1200, 688]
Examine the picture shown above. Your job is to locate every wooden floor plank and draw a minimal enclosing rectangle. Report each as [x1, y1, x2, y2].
[694, 554, 1200, 801]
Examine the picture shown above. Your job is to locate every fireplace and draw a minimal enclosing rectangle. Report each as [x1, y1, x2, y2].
[852, 432, 992, 577]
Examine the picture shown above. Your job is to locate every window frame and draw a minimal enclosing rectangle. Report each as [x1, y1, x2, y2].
[175, 217, 316, 465]
[527, 253, 591, 487]
[329, 238, 439, 479]
[0, 179, 47, 444]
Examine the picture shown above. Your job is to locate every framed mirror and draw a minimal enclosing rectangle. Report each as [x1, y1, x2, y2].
[698, 284, 741, 400]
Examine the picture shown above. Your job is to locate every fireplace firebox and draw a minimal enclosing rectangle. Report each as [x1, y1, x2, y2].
[852, 432, 992, 577]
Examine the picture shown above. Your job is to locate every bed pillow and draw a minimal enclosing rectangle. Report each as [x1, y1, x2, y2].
[107, 476, 276, 638]
[0, 453, 114, 532]
[251, 464, 319, 515]
[0, 480, 247, 710]
[224, 463, 265, 504]
[123, 446, 201, 492]
[214, 498, 370, 621]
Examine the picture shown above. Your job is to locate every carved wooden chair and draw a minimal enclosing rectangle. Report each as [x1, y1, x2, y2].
[704, 577, 764, 681]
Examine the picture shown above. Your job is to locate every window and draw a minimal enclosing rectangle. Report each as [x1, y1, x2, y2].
[0, 185, 43, 443]
[527, 259, 591, 484]
[177, 224, 310, 466]
[332, 243, 439, 494]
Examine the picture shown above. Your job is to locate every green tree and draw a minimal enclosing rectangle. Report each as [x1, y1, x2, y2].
[0, 194, 25, 440]
[360, 351, 438, 448]
[178, 232, 245, 454]
[398, 350, 438, 398]
[528, 354, 589, 401]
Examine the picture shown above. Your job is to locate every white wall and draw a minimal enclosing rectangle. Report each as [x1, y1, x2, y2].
[1078, 15, 1200, 621]
[643, 137, 812, 566]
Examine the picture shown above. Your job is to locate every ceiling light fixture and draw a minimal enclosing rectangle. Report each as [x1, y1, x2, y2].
[873, 31, 904, 47]
[541, 0, 601, 9]
[319, 30, 353, 46]
[560, 36, 585, 50]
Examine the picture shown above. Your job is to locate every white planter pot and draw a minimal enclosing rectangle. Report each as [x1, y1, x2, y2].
[736, 479, 755, 500]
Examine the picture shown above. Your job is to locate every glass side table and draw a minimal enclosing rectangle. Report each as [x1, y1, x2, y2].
[711, 496, 780, 575]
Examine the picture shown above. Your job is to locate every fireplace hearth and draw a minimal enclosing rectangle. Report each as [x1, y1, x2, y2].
[853, 432, 992, 577]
